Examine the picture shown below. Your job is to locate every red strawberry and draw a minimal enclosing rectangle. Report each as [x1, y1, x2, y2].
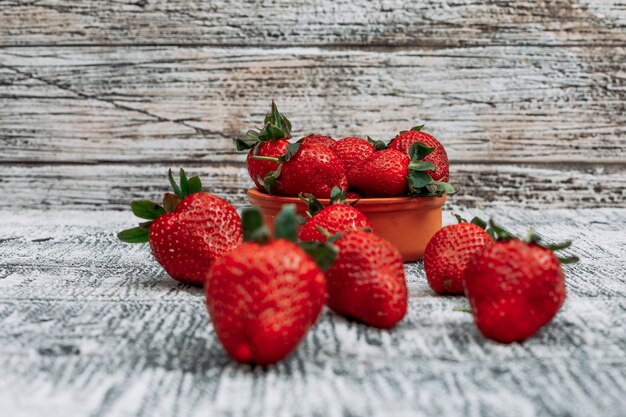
[346, 191, 362, 199]
[388, 125, 449, 182]
[118, 169, 242, 285]
[206, 205, 326, 364]
[299, 134, 336, 148]
[255, 142, 348, 198]
[246, 140, 289, 191]
[331, 137, 375, 185]
[351, 149, 409, 197]
[236, 101, 292, 191]
[298, 187, 373, 242]
[424, 216, 492, 295]
[463, 224, 578, 343]
[324, 230, 407, 328]
[352, 143, 454, 197]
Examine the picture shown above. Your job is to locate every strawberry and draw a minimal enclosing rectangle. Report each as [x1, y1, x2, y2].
[206, 205, 327, 364]
[254, 142, 348, 198]
[463, 222, 578, 343]
[236, 101, 292, 191]
[324, 230, 407, 328]
[388, 125, 449, 182]
[346, 191, 362, 199]
[246, 140, 289, 191]
[352, 142, 454, 197]
[423, 216, 493, 295]
[351, 149, 409, 197]
[118, 169, 242, 285]
[331, 137, 375, 185]
[298, 187, 373, 242]
[299, 134, 336, 148]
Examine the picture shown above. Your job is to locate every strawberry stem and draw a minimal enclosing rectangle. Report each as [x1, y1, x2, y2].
[252, 155, 281, 163]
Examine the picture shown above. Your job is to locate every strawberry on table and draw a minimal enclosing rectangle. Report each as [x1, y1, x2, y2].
[424, 215, 493, 295]
[298, 186, 373, 242]
[236, 101, 292, 191]
[324, 230, 408, 329]
[117, 169, 242, 286]
[206, 205, 328, 365]
[464, 222, 579, 343]
[388, 125, 449, 182]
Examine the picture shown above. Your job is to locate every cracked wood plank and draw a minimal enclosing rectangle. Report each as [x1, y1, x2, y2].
[1, 46, 625, 164]
[0, 162, 623, 210]
[0, 208, 624, 417]
[1, 1, 625, 47]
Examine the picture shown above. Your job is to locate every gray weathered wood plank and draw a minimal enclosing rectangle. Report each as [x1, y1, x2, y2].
[1, 162, 624, 210]
[1, 1, 625, 47]
[0, 208, 624, 417]
[1, 46, 625, 164]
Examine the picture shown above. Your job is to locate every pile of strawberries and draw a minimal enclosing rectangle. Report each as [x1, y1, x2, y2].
[236, 101, 453, 198]
[118, 102, 577, 365]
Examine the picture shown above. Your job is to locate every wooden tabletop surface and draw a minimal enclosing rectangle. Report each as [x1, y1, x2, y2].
[1, 1, 625, 416]
[1, 209, 625, 417]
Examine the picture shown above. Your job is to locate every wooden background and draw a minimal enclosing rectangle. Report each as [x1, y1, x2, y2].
[1, 2, 626, 417]
[1, 0, 625, 209]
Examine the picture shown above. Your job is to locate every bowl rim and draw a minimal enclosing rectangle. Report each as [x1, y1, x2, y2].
[246, 187, 446, 207]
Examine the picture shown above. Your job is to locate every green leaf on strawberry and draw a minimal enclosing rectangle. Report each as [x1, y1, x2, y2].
[235, 101, 292, 151]
[274, 204, 298, 242]
[117, 227, 150, 243]
[131, 200, 166, 220]
[241, 205, 270, 243]
[118, 168, 204, 243]
[406, 142, 455, 197]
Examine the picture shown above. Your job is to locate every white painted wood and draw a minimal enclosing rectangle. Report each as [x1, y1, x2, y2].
[1, 163, 623, 210]
[1, 46, 625, 164]
[0, 208, 624, 417]
[1, 1, 625, 47]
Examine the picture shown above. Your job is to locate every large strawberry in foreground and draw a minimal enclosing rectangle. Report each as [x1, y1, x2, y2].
[388, 125, 449, 182]
[206, 205, 328, 365]
[298, 187, 373, 242]
[424, 216, 493, 295]
[464, 222, 579, 343]
[236, 101, 292, 191]
[324, 230, 408, 329]
[117, 169, 242, 285]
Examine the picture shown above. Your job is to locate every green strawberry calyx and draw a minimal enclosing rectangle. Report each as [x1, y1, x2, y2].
[254, 142, 301, 193]
[367, 136, 388, 151]
[117, 168, 202, 243]
[488, 218, 579, 264]
[235, 100, 292, 151]
[406, 142, 455, 197]
[454, 214, 579, 264]
[298, 186, 351, 220]
[454, 214, 496, 238]
[241, 204, 338, 271]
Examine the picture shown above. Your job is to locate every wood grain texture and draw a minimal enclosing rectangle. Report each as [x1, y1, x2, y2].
[1, 162, 624, 210]
[1, 1, 625, 47]
[0, 208, 624, 417]
[1, 46, 625, 164]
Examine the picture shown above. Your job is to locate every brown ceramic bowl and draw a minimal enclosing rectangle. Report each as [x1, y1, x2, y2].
[247, 188, 445, 262]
